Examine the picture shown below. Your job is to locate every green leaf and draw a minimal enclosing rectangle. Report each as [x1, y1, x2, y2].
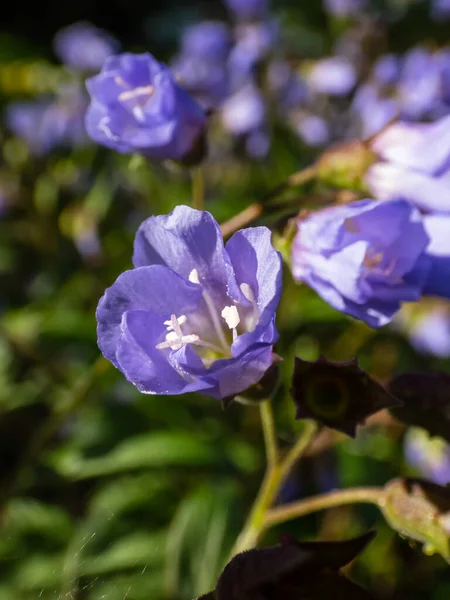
[53, 432, 222, 479]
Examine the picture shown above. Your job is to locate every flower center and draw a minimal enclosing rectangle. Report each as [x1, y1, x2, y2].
[155, 269, 260, 365]
[117, 84, 155, 122]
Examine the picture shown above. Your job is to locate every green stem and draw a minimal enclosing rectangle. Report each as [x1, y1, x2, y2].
[191, 166, 205, 210]
[264, 487, 384, 529]
[260, 399, 278, 469]
[221, 165, 317, 238]
[278, 421, 318, 485]
[229, 418, 317, 558]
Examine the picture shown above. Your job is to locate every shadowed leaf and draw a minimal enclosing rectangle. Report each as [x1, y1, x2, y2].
[388, 372, 450, 443]
[291, 356, 401, 436]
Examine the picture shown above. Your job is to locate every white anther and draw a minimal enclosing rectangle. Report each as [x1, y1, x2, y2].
[240, 282, 255, 302]
[98, 116, 119, 141]
[221, 305, 240, 330]
[189, 269, 200, 284]
[164, 314, 187, 332]
[156, 331, 200, 351]
[118, 85, 154, 102]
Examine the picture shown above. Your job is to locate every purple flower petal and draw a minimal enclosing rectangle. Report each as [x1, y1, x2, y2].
[96, 265, 202, 367]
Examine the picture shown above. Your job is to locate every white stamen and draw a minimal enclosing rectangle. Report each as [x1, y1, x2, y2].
[114, 76, 130, 89]
[240, 282, 255, 302]
[132, 106, 146, 122]
[189, 269, 200, 284]
[156, 314, 199, 351]
[240, 282, 259, 333]
[221, 305, 240, 330]
[98, 116, 119, 141]
[156, 331, 200, 351]
[164, 315, 187, 331]
[118, 85, 154, 102]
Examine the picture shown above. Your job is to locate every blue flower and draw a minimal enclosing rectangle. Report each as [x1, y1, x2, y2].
[96, 206, 282, 399]
[323, 0, 368, 18]
[409, 307, 450, 357]
[367, 116, 450, 213]
[180, 21, 232, 62]
[307, 56, 357, 97]
[53, 21, 120, 71]
[7, 86, 89, 155]
[224, 0, 269, 22]
[432, 0, 450, 22]
[291, 200, 431, 327]
[85, 53, 207, 162]
[405, 428, 450, 485]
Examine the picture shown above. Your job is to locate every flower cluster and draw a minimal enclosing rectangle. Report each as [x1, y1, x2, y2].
[97, 206, 282, 400]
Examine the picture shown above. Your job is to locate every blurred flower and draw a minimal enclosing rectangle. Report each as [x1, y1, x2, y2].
[352, 83, 398, 137]
[171, 54, 229, 109]
[323, 0, 368, 18]
[224, 0, 269, 22]
[96, 206, 282, 400]
[431, 0, 450, 20]
[368, 116, 450, 213]
[6, 86, 89, 155]
[53, 21, 120, 71]
[228, 21, 278, 87]
[307, 56, 357, 96]
[405, 428, 450, 485]
[180, 21, 231, 62]
[372, 54, 401, 87]
[291, 200, 431, 327]
[397, 48, 444, 119]
[85, 53, 206, 163]
[292, 113, 330, 147]
[267, 60, 308, 112]
[291, 356, 401, 436]
[409, 306, 450, 357]
[221, 83, 269, 157]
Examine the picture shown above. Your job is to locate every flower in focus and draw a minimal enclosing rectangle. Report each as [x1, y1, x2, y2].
[367, 115, 450, 213]
[85, 53, 207, 163]
[224, 0, 269, 22]
[405, 428, 450, 485]
[291, 356, 400, 436]
[96, 206, 282, 400]
[53, 21, 120, 71]
[291, 199, 431, 327]
[7, 86, 89, 155]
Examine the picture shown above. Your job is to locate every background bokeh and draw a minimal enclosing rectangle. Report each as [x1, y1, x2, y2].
[1, 0, 450, 598]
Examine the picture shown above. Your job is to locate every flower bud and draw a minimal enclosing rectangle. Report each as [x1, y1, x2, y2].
[380, 478, 450, 563]
[316, 141, 376, 192]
